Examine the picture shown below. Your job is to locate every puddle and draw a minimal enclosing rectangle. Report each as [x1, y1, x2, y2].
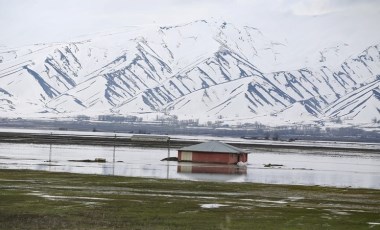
[258, 199, 288, 204]
[82, 201, 101, 206]
[368, 222, 380, 226]
[288, 196, 304, 201]
[138, 193, 217, 200]
[325, 209, 351, 215]
[249, 199, 288, 204]
[0, 179, 37, 182]
[200, 204, 229, 209]
[235, 206, 252, 210]
[28, 191, 112, 201]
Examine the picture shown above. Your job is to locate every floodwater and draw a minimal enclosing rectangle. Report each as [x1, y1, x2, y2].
[0, 143, 379, 189]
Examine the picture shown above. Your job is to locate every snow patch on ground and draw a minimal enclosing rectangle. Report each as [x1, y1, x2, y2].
[28, 191, 112, 201]
[200, 203, 229, 209]
[367, 222, 380, 226]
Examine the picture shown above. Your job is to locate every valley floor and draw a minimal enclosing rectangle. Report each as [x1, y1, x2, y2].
[1, 118, 380, 143]
[1, 128, 380, 153]
[1, 169, 380, 229]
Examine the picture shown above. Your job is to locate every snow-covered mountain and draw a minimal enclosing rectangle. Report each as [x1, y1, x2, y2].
[0, 20, 379, 126]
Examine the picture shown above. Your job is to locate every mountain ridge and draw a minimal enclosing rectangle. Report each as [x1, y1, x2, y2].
[0, 20, 379, 127]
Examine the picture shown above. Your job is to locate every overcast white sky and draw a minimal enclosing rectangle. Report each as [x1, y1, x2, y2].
[0, 0, 379, 48]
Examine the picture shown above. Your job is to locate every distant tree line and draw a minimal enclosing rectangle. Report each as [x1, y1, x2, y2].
[97, 115, 143, 122]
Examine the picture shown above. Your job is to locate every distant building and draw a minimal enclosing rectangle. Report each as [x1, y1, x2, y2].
[177, 141, 248, 164]
[131, 135, 169, 142]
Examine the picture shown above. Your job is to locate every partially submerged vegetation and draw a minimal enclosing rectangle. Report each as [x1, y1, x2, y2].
[1, 169, 379, 229]
[68, 158, 107, 163]
[263, 163, 284, 167]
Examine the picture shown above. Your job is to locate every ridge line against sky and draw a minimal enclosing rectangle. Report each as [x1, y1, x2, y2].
[0, 0, 379, 49]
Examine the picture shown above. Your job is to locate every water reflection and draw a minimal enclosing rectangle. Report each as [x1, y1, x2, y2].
[177, 163, 247, 175]
[176, 163, 247, 182]
[0, 143, 379, 189]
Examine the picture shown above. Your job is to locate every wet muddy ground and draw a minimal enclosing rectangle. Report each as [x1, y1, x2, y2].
[1, 169, 379, 229]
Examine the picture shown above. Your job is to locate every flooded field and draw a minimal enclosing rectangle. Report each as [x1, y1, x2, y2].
[0, 142, 379, 189]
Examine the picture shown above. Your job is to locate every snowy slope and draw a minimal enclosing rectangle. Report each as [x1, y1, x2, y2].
[114, 43, 380, 124]
[324, 80, 380, 123]
[0, 87, 14, 112]
[0, 20, 379, 126]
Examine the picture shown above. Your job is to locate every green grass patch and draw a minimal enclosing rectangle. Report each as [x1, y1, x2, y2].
[1, 169, 379, 229]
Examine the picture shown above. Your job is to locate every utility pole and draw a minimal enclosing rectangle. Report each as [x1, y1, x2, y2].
[49, 132, 52, 162]
[113, 134, 116, 175]
[167, 136, 170, 179]
[167, 136, 170, 159]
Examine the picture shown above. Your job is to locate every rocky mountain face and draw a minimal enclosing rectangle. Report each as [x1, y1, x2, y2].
[0, 20, 379, 126]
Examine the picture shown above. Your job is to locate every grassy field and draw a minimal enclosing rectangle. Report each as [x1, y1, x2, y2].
[1, 169, 379, 229]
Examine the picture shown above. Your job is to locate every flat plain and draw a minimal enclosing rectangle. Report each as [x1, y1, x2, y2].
[1, 169, 379, 229]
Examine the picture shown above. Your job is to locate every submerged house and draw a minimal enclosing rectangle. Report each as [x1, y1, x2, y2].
[177, 141, 248, 164]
